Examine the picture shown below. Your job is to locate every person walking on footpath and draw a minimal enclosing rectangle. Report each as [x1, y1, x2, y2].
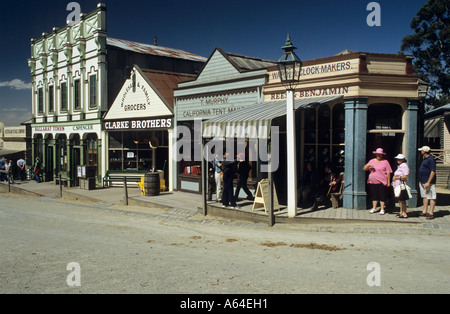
[207, 163, 216, 202]
[392, 154, 409, 218]
[418, 146, 436, 220]
[33, 157, 41, 183]
[17, 157, 26, 181]
[363, 148, 392, 215]
[0, 156, 6, 182]
[218, 151, 240, 209]
[234, 156, 254, 201]
[214, 155, 222, 202]
[5, 159, 15, 184]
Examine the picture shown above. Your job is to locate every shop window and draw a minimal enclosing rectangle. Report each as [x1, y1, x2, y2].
[56, 135, 67, 172]
[177, 121, 201, 176]
[332, 103, 345, 144]
[108, 131, 167, 171]
[318, 105, 330, 144]
[304, 108, 316, 144]
[86, 134, 98, 167]
[366, 103, 404, 161]
[368, 103, 402, 131]
[302, 103, 345, 172]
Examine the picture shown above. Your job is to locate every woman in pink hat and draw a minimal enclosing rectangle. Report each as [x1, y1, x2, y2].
[363, 148, 393, 214]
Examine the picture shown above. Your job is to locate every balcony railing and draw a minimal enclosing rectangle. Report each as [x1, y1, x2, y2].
[432, 149, 450, 165]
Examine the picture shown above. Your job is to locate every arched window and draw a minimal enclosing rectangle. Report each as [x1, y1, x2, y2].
[33, 134, 43, 160]
[56, 134, 67, 172]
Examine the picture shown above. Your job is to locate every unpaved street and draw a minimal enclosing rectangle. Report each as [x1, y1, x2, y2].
[0, 193, 449, 295]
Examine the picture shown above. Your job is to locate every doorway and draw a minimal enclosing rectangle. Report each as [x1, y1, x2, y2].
[366, 103, 405, 209]
[71, 134, 81, 187]
[45, 145, 54, 181]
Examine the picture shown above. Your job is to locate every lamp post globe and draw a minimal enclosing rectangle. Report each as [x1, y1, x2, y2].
[278, 34, 302, 91]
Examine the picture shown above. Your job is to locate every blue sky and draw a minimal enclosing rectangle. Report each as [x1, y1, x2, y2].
[0, 0, 428, 126]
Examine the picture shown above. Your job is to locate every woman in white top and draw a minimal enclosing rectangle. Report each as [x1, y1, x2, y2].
[392, 154, 409, 218]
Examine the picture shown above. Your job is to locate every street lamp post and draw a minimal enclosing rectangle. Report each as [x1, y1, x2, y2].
[278, 34, 302, 218]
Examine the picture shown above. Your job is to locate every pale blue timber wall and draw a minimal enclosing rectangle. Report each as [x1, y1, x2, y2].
[343, 98, 368, 210]
[406, 98, 420, 207]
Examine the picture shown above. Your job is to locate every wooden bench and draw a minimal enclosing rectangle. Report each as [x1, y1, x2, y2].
[103, 172, 166, 193]
[102, 173, 143, 187]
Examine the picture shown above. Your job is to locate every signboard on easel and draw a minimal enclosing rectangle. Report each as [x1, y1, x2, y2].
[252, 179, 280, 213]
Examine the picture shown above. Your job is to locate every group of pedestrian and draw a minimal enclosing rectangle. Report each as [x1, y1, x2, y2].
[207, 145, 438, 219]
[0, 156, 43, 184]
[208, 152, 254, 209]
[0, 156, 27, 184]
[363, 146, 436, 219]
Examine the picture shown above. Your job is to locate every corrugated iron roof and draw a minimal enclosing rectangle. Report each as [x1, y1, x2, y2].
[107, 38, 207, 62]
[203, 95, 343, 139]
[140, 68, 197, 108]
[226, 52, 277, 72]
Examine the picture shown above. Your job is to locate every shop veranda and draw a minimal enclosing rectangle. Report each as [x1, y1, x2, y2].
[174, 119, 279, 173]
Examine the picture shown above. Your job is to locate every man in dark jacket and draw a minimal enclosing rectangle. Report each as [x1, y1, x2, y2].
[234, 156, 253, 201]
[207, 163, 216, 201]
[315, 163, 342, 208]
[218, 152, 239, 209]
[0, 156, 6, 182]
[418, 146, 437, 219]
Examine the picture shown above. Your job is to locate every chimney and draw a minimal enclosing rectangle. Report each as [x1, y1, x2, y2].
[154, 36, 158, 46]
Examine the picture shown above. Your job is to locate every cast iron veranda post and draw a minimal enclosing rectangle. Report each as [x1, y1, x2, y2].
[123, 177, 128, 206]
[59, 174, 62, 198]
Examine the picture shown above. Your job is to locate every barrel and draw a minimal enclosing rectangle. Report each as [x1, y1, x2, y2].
[144, 172, 160, 196]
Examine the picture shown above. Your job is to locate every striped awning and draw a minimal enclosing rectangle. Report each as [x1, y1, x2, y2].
[424, 117, 441, 138]
[202, 95, 343, 139]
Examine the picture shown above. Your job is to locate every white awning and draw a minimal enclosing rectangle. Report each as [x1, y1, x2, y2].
[202, 95, 343, 139]
[0, 148, 25, 156]
[424, 117, 441, 138]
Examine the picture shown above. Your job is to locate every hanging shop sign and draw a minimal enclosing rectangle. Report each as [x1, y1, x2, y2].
[103, 116, 173, 131]
[176, 88, 258, 121]
[269, 57, 360, 83]
[268, 86, 350, 101]
[32, 123, 101, 137]
[3, 126, 26, 138]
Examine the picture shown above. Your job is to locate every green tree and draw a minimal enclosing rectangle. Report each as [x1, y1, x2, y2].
[400, 0, 449, 108]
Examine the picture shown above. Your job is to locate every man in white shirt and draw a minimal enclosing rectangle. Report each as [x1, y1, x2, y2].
[17, 158, 26, 181]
